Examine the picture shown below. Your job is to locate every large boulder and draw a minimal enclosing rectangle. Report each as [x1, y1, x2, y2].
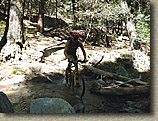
[29, 98, 75, 114]
[0, 92, 14, 113]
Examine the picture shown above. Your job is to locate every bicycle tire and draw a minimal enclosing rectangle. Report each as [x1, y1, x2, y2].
[72, 72, 85, 98]
[65, 70, 72, 87]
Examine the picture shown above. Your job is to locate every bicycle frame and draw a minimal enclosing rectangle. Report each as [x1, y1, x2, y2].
[73, 70, 80, 86]
[65, 59, 86, 98]
[70, 62, 80, 87]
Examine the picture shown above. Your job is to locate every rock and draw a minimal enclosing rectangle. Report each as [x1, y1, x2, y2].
[133, 100, 150, 112]
[125, 101, 135, 106]
[92, 79, 107, 88]
[29, 98, 75, 114]
[0, 92, 14, 113]
[119, 107, 144, 113]
[116, 65, 129, 77]
[73, 103, 85, 113]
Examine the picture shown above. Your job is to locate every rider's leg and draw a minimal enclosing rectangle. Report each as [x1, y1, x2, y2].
[66, 62, 71, 78]
[67, 62, 71, 71]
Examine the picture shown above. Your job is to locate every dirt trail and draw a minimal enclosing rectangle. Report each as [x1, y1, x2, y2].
[0, 36, 150, 113]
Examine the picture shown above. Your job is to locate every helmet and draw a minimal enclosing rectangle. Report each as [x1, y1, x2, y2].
[72, 32, 79, 40]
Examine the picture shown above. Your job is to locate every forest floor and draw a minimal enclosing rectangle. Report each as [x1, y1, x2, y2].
[0, 18, 150, 113]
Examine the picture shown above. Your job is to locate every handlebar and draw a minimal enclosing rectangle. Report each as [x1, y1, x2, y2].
[77, 59, 88, 63]
[68, 59, 88, 64]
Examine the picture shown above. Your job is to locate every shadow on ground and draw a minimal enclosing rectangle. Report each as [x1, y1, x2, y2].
[21, 53, 150, 113]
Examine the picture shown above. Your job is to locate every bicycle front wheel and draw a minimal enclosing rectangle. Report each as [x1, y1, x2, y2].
[72, 73, 85, 99]
[65, 70, 72, 88]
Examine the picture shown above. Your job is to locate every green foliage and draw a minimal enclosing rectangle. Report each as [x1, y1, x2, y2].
[12, 102, 20, 107]
[22, 0, 150, 49]
[13, 69, 22, 75]
[0, 21, 6, 33]
[134, 13, 150, 44]
[111, 33, 118, 38]
[24, 27, 29, 35]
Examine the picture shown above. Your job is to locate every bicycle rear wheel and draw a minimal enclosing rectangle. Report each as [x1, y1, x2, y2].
[72, 73, 85, 99]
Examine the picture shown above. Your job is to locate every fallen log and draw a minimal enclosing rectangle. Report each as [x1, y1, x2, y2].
[83, 65, 149, 85]
[42, 46, 65, 57]
[90, 86, 150, 96]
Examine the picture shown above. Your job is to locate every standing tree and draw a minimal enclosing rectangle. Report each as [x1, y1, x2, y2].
[0, 0, 11, 52]
[120, 0, 137, 50]
[7, 0, 24, 45]
[37, 0, 45, 34]
[0, 0, 25, 61]
[72, 0, 77, 26]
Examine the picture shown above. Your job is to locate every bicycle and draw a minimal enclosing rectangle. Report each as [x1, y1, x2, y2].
[65, 59, 87, 99]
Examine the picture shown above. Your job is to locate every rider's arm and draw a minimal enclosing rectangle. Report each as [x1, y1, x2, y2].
[79, 42, 86, 60]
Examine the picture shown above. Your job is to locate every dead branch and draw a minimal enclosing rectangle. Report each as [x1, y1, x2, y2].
[115, 80, 134, 87]
[93, 56, 104, 67]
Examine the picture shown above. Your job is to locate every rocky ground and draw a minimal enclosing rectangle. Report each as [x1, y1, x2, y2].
[0, 33, 150, 113]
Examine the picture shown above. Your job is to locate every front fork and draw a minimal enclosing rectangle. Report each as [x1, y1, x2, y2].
[73, 70, 80, 86]
[67, 63, 80, 86]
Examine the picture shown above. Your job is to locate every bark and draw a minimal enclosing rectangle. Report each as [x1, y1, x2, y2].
[0, 0, 11, 52]
[90, 86, 150, 96]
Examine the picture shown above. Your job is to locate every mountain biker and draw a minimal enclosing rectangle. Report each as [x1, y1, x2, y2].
[64, 32, 87, 72]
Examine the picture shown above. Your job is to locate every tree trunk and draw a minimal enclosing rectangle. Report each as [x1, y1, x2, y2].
[56, 0, 58, 19]
[0, 0, 25, 61]
[120, 0, 137, 50]
[7, 0, 24, 45]
[21, 0, 26, 44]
[37, 0, 45, 34]
[3, 0, 7, 15]
[72, 0, 76, 26]
[0, 0, 11, 52]
[55, 0, 58, 29]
